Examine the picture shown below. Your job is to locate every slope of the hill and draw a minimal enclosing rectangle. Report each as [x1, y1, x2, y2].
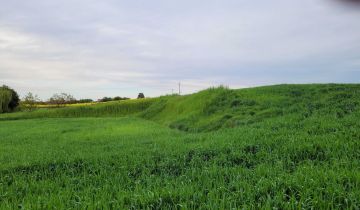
[141, 84, 360, 132]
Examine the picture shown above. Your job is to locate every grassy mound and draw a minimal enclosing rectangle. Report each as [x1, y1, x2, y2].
[2, 84, 360, 133]
[141, 84, 360, 132]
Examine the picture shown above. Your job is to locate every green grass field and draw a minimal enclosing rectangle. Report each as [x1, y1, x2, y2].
[0, 84, 359, 209]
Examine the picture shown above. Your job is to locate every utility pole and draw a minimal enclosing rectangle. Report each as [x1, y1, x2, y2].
[178, 82, 181, 95]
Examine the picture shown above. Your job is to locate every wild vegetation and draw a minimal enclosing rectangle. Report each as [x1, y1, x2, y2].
[0, 89, 12, 113]
[0, 84, 359, 209]
[22, 92, 40, 111]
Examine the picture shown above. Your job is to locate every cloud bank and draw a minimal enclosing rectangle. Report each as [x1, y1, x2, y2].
[0, 0, 359, 99]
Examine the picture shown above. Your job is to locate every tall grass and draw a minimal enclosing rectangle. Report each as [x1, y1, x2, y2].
[0, 98, 156, 120]
[0, 84, 359, 208]
[0, 114, 359, 209]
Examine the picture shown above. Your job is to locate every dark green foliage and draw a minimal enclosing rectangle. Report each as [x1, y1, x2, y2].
[5, 86, 20, 111]
[138, 93, 145, 99]
[113, 96, 129, 101]
[0, 89, 12, 113]
[98, 97, 112, 102]
[0, 85, 20, 112]
[99, 96, 129, 102]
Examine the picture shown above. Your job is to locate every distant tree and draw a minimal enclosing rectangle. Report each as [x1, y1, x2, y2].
[98, 96, 129, 102]
[99, 97, 112, 102]
[113, 96, 130, 101]
[22, 92, 40, 111]
[0, 85, 20, 112]
[137, 93, 145, 99]
[49, 93, 76, 107]
[48, 94, 64, 107]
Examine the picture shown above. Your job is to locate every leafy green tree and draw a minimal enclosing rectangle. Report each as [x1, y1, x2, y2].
[0, 85, 20, 113]
[0, 89, 11, 113]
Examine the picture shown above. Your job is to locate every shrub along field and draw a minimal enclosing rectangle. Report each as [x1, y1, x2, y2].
[0, 84, 359, 209]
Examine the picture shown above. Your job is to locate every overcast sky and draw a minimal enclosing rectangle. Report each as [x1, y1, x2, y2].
[0, 0, 359, 99]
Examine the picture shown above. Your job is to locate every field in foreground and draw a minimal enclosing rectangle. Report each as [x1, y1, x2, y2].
[0, 84, 359, 209]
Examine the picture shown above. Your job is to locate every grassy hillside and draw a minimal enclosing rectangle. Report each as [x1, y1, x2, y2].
[141, 84, 360, 132]
[0, 84, 359, 209]
[2, 84, 359, 132]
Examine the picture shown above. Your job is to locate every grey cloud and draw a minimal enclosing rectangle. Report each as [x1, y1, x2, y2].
[0, 0, 359, 99]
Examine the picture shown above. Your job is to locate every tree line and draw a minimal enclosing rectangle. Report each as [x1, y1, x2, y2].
[0, 85, 145, 113]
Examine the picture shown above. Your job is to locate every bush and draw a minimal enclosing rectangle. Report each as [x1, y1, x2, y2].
[138, 93, 145, 99]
